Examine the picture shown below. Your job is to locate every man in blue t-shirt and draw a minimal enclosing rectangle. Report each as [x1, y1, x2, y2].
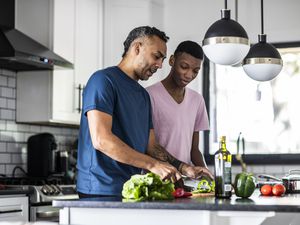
[77, 26, 212, 198]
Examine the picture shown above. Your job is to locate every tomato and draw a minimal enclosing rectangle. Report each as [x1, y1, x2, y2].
[260, 184, 273, 196]
[272, 184, 286, 196]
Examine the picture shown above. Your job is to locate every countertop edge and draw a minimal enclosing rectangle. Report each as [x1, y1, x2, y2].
[52, 199, 300, 213]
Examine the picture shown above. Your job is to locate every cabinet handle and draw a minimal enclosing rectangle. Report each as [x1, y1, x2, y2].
[76, 84, 84, 113]
[0, 209, 22, 214]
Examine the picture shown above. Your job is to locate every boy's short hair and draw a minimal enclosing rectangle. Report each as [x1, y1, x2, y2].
[174, 40, 203, 60]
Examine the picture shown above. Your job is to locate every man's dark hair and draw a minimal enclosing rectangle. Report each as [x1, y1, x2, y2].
[174, 40, 203, 60]
[122, 26, 169, 57]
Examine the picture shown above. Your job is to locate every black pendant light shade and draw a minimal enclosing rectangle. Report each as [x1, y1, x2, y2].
[242, 0, 283, 81]
[202, 4, 250, 65]
[203, 10, 248, 40]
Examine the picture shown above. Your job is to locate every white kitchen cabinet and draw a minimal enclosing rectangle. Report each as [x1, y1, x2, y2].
[103, 0, 166, 87]
[103, 0, 164, 67]
[16, 0, 103, 126]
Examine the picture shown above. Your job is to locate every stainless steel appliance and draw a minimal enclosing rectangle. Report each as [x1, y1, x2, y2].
[29, 184, 78, 221]
[0, 0, 73, 71]
[0, 194, 29, 222]
[0, 177, 78, 222]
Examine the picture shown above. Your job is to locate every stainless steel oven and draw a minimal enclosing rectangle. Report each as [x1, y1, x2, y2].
[0, 195, 29, 222]
[0, 177, 78, 222]
[29, 185, 78, 222]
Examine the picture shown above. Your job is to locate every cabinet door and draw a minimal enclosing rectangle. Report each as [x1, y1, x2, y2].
[103, 0, 165, 87]
[52, 0, 80, 124]
[103, 0, 151, 67]
[74, 0, 102, 86]
[71, 0, 103, 117]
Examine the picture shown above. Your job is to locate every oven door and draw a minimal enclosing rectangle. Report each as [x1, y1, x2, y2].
[0, 195, 29, 222]
[30, 205, 59, 222]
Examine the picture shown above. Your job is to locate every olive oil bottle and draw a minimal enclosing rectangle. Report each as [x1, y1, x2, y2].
[214, 136, 232, 198]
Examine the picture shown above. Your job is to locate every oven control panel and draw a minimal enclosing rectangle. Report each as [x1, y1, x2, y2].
[30, 185, 78, 203]
[40, 184, 77, 196]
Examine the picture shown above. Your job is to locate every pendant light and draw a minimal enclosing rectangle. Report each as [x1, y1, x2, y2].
[242, 0, 283, 81]
[202, 0, 250, 65]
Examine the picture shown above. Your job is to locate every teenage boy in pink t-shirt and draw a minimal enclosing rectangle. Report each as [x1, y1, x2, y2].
[147, 41, 212, 176]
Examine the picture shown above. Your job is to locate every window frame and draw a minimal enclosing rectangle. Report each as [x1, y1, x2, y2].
[202, 42, 300, 165]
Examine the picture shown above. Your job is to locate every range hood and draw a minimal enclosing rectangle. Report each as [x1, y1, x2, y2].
[0, 1, 73, 71]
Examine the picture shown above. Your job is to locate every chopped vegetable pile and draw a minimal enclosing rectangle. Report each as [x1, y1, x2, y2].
[192, 178, 215, 194]
[122, 173, 175, 201]
[172, 188, 192, 198]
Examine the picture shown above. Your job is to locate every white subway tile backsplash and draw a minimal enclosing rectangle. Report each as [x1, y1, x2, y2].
[0, 131, 13, 141]
[16, 124, 30, 132]
[62, 128, 73, 135]
[0, 120, 6, 131]
[72, 129, 79, 136]
[0, 120, 5, 130]
[0, 75, 7, 86]
[40, 126, 61, 135]
[29, 125, 41, 133]
[0, 164, 5, 175]
[12, 153, 23, 164]
[1, 69, 15, 77]
[7, 99, 15, 110]
[0, 153, 11, 163]
[7, 77, 16, 88]
[0, 97, 6, 108]
[0, 109, 14, 120]
[21, 153, 27, 165]
[12, 89, 16, 99]
[7, 142, 21, 153]
[6, 121, 18, 131]
[0, 142, 6, 152]
[24, 133, 34, 142]
[12, 132, 25, 142]
[0, 87, 14, 98]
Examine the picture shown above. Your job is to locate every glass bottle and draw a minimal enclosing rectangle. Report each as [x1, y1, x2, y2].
[214, 136, 232, 198]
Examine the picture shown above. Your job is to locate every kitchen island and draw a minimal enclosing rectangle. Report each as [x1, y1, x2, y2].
[53, 190, 300, 225]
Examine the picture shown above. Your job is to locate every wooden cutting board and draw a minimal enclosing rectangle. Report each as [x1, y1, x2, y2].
[190, 192, 215, 198]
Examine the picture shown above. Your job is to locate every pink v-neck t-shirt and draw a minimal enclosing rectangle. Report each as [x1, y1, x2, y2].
[146, 82, 209, 164]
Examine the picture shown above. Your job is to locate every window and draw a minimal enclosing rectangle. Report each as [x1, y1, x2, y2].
[203, 42, 300, 165]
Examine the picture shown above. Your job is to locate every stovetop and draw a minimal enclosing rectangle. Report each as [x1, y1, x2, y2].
[0, 175, 73, 186]
[0, 176, 78, 203]
[30, 185, 78, 204]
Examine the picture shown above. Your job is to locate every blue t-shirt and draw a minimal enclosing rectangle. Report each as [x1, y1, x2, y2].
[76, 66, 153, 196]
